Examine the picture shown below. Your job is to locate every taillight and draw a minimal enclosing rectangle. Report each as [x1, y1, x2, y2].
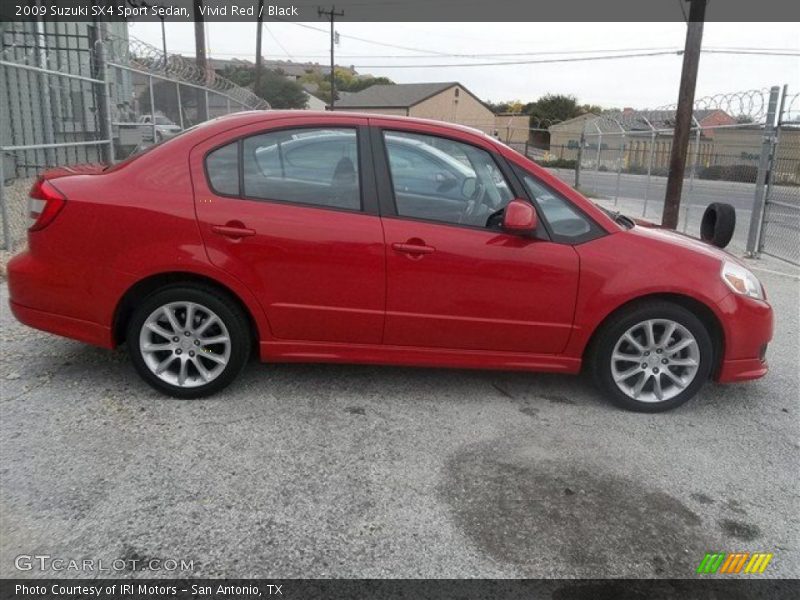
[28, 178, 66, 231]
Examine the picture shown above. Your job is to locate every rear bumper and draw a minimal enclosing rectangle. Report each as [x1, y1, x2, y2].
[715, 292, 773, 384]
[9, 300, 113, 349]
[7, 251, 116, 349]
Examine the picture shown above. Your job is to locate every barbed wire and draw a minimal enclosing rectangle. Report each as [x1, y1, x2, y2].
[105, 32, 270, 110]
[582, 89, 774, 134]
[781, 91, 800, 124]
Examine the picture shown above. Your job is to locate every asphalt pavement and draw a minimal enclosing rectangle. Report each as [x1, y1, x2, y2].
[1, 255, 798, 579]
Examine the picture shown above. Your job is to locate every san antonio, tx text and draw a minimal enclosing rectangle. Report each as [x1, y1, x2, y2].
[16, 583, 280, 596]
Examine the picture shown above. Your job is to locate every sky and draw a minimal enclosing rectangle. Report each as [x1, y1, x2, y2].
[128, 21, 800, 110]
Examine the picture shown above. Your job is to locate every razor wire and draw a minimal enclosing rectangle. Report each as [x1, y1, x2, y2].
[105, 32, 270, 110]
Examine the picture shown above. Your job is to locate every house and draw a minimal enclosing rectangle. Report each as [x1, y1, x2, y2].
[494, 113, 530, 144]
[334, 82, 497, 134]
[303, 91, 327, 111]
[713, 125, 800, 183]
[548, 109, 735, 168]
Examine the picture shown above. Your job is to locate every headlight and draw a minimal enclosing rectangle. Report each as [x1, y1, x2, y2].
[721, 261, 764, 300]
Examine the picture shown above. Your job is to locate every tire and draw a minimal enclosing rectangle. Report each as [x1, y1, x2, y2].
[590, 301, 714, 412]
[700, 202, 736, 249]
[127, 284, 251, 399]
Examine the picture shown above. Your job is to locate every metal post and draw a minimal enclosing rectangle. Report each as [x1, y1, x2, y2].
[149, 74, 157, 144]
[759, 84, 788, 253]
[90, 21, 115, 163]
[0, 147, 9, 252]
[746, 86, 781, 257]
[35, 18, 56, 166]
[176, 82, 184, 129]
[593, 123, 602, 191]
[614, 135, 625, 206]
[682, 120, 702, 232]
[204, 90, 209, 121]
[226, 97, 231, 115]
[643, 130, 656, 217]
[595, 129, 602, 170]
[575, 130, 585, 189]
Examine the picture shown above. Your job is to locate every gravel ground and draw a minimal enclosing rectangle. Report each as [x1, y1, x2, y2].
[0, 256, 798, 579]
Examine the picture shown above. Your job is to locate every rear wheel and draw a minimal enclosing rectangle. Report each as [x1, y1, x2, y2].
[590, 301, 713, 412]
[127, 285, 250, 398]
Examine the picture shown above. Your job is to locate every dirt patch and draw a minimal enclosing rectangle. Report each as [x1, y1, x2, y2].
[439, 441, 717, 576]
[719, 518, 761, 541]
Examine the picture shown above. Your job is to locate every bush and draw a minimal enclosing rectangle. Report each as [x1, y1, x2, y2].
[539, 158, 577, 169]
[699, 164, 758, 183]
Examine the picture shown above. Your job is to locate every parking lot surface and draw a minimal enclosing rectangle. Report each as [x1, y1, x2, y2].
[1, 256, 798, 579]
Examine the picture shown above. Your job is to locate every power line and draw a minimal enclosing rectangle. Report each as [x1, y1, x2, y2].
[347, 48, 800, 68]
[264, 23, 294, 60]
[350, 50, 684, 68]
[276, 19, 451, 55]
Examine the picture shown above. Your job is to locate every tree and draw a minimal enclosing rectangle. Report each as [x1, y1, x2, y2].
[301, 68, 394, 104]
[525, 94, 584, 124]
[488, 93, 603, 126]
[219, 66, 307, 109]
[253, 69, 308, 108]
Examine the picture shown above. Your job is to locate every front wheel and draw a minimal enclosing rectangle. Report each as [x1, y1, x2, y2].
[590, 301, 714, 412]
[127, 285, 251, 398]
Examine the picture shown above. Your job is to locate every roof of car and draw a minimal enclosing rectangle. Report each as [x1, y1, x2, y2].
[205, 110, 491, 139]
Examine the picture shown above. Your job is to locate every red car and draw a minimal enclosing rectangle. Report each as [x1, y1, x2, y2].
[7, 112, 773, 411]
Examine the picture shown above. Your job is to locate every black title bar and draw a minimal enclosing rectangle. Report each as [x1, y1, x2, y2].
[2, 579, 800, 600]
[2, 0, 800, 22]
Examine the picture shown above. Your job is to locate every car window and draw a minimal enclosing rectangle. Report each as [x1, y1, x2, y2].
[514, 167, 594, 239]
[206, 141, 239, 196]
[242, 128, 360, 211]
[383, 131, 512, 228]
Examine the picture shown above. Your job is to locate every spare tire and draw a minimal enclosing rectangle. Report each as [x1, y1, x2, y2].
[700, 202, 736, 248]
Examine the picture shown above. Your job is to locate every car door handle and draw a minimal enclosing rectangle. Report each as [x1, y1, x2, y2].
[211, 224, 256, 239]
[392, 242, 435, 255]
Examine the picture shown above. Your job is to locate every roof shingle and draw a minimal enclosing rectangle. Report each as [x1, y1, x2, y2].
[335, 82, 459, 108]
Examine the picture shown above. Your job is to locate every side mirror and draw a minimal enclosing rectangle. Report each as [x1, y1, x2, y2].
[503, 199, 538, 235]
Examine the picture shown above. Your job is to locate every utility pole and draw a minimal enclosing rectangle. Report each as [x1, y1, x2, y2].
[194, 1, 208, 120]
[160, 16, 167, 61]
[254, 0, 264, 94]
[662, 0, 706, 229]
[318, 5, 344, 109]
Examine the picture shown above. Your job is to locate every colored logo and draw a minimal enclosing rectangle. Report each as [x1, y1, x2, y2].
[696, 552, 773, 574]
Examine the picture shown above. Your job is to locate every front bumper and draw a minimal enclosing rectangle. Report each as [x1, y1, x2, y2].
[715, 292, 773, 384]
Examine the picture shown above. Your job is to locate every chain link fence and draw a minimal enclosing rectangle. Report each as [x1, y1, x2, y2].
[519, 87, 798, 264]
[759, 89, 800, 265]
[0, 23, 269, 253]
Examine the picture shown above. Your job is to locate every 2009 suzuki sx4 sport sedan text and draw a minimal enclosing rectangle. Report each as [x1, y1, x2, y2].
[7, 111, 773, 412]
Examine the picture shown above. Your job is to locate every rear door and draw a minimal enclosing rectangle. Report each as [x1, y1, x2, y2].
[190, 116, 386, 344]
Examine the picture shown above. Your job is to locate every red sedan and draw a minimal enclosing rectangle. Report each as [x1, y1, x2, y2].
[7, 112, 773, 411]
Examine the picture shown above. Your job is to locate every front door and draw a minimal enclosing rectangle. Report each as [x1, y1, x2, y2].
[375, 126, 580, 354]
[191, 118, 385, 344]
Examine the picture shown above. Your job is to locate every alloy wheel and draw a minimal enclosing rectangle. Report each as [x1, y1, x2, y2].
[138, 301, 231, 388]
[610, 318, 700, 403]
